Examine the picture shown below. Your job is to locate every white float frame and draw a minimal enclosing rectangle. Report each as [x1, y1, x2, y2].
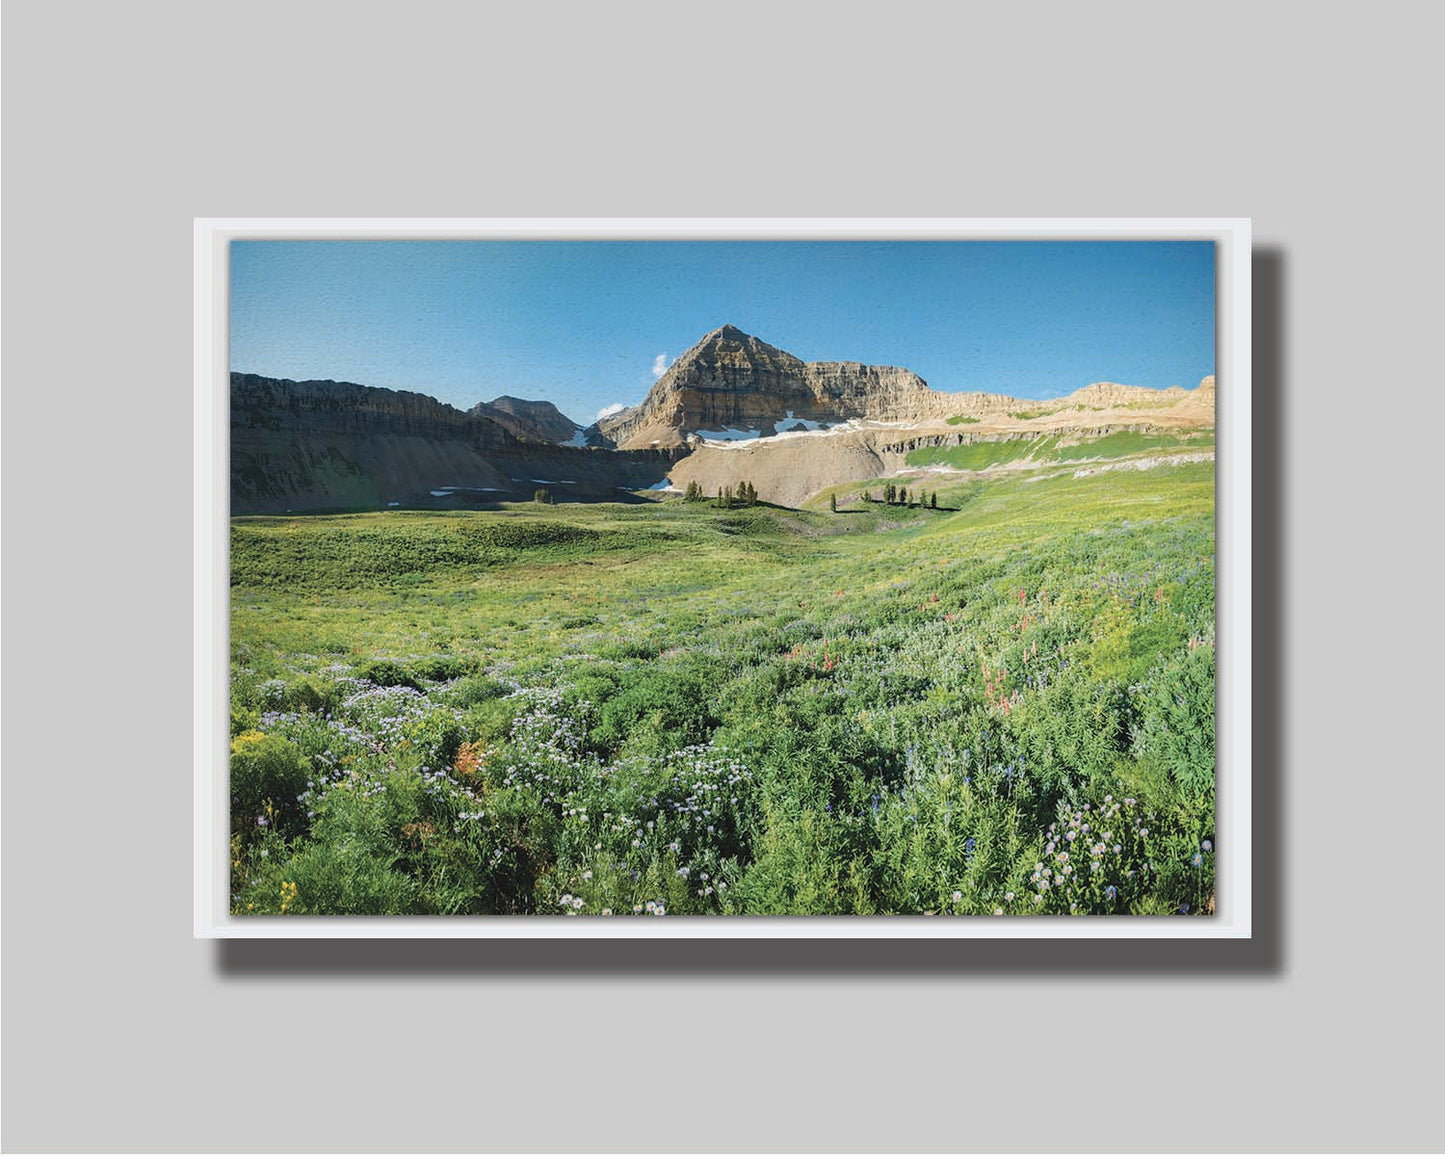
[195, 218, 1251, 939]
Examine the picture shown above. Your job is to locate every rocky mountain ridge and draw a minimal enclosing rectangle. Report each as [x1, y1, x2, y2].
[469, 395, 583, 445]
[596, 324, 1211, 448]
[231, 374, 681, 513]
[231, 327, 1213, 513]
[596, 325, 945, 448]
[1065, 376, 1215, 410]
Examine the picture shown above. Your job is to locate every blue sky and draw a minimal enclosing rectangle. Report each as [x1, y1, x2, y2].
[231, 240, 1214, 424]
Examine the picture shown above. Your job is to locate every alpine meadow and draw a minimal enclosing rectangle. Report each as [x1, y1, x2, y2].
[226, 239, 1219, 919]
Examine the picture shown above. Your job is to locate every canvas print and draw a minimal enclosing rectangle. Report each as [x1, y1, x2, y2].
[227, 238, 1217, 918]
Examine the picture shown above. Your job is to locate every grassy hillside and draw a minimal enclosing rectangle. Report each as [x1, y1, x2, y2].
[229, 461, 1216, 917]
[905, 428, 1213, 472]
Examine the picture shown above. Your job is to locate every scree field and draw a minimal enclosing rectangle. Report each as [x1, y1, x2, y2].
[230, 461, 1216, 917]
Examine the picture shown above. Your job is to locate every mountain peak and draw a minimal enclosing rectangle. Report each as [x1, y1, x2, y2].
[685, 323, 760, 354]
[597, 325, 931, 449]
[668, 325, 798, 376]
[472, 395, 581, 443]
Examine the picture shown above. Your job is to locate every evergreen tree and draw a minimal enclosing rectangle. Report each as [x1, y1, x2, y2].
[930, 492, 937, 509]
[829, 493, 838, 513]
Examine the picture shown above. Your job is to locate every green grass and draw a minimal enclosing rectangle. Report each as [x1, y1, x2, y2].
[230, 461, 1217, 917]
[905, 436, 1052, 472]
[945, 414, 981, 425]
[1052, 429, 1212, 462]
[905, 428, 1212, 472]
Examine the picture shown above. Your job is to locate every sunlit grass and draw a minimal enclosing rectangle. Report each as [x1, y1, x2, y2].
[230, 462, 1216, 916]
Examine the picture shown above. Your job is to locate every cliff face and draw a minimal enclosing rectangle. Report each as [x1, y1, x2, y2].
[230, 350, 1215, 513]
[596, 326, 1216, 450]
[596, 325, 943, 448]
[231, 374, 680, 513]
[234, 374, 515, 445]
[658, 366, 1216, 508]
[1065, 377, 1213, 411]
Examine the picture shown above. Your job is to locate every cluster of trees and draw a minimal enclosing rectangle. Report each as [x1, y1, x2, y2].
[675, 479, 941, 512]
[683, 480, 758, 508]
[533, 488, 555, 505]
[861, 484, 938, 508]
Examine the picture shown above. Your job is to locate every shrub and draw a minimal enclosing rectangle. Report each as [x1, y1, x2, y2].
[593, 665, 720, 757]
[282, 675, 341, 715]
[281, 789, 419, 914]
[358, 658, 420, 690]
[1134, 644, 1215, 797]
[727, 807, 864, 914]
[447, 675, 509, 707]
[464, 697, 523, 744]
[398, 713, 468, 770]
[231, 702, 260, 737]
[410, 654, 476, 682]
[1152, 834, 1216, 915]
[230, 732, 310, 842]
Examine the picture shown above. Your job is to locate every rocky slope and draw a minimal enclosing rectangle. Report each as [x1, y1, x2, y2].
[231, 374, 681, 513]
[231, 329, 1214, 512]
[660, 363, 1215, 508]
[1065, 376, 1215, 411]
[594, 324, 1212, 450]
[596, 324, 952, 448]
[470, 395, 583, 445]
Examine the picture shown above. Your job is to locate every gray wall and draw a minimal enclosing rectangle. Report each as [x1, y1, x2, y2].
[4, 3, 1440, 1151]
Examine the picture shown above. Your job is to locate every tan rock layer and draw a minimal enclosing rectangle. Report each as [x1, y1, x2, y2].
[598, 325, 944, 448]
[597, 324, 1213, 449]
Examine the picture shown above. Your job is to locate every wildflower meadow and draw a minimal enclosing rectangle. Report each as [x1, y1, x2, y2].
[229, 460, 1216, 916]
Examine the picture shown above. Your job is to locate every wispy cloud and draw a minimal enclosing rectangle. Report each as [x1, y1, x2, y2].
[651, 353, 670, 379]
[596, 402, 627, 421]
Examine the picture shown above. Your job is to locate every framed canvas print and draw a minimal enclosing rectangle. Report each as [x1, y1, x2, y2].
[194, 219, 1250, 938]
